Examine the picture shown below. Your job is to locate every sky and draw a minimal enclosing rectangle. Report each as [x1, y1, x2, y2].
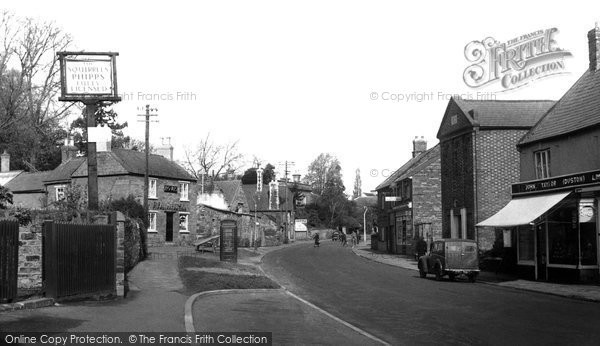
[4, 0, 600, 192]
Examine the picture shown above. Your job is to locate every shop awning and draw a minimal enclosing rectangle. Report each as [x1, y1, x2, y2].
[476, 191, 571, 227]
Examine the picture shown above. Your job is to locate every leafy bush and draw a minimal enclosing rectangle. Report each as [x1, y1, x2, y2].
[9, 206, 32, 226]
[102, 195, 146, 224]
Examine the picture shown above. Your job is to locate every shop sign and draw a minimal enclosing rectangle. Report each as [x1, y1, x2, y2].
[512, 170, 600, 195]
[164, 185, 178, 193]
[151, 201, 187, 212]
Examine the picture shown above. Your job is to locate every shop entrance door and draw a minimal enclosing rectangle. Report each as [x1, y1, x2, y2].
[536, 223, 547, 280]
[165, 212, 174, 242]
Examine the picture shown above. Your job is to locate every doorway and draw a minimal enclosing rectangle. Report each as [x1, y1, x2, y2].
[166, 212, 174, 242]
[536, 223, 547, 280]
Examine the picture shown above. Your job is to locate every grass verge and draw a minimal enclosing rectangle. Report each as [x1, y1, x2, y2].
[178, 254, 279, 295]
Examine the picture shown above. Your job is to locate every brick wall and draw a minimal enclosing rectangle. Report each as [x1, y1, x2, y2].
[412, 157, 442, 241]
[440, 132, 475, 238]
[475, 129, 527, 250]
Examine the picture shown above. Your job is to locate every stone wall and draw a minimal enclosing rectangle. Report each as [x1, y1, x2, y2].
[17, 221, 43, 290]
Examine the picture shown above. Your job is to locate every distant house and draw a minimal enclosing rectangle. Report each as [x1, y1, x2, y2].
[5, 171, 50, 208]
[437, 97, 554, 251]
[376, 137, 441, 255]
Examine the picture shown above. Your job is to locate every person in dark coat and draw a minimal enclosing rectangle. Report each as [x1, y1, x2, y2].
[313, 232, 320, 247]
[415, 236, 428, 260]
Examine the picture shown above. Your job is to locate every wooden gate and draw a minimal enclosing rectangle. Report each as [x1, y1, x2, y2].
[43, 221, 116, 299]
[0, 219, 19, 303]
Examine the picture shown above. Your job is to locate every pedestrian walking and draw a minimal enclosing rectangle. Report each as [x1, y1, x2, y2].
[313, 232, 320, 247]
[351, 231, 357, 247]
[340, 232, 347, 247]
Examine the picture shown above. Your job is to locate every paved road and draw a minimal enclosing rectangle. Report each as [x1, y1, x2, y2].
[262, 241, 600, 345]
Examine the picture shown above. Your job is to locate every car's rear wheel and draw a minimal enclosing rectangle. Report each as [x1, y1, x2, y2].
[418, 262, 427, 278]
[434, 264, 443, 281]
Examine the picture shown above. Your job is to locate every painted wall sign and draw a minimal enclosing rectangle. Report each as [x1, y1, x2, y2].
[164, 185, 178, 193]
[512, 170, 600, 195]
[220, 219, 238, 263]
[57, 52, 121, 102]
[151, 201, 187, 212]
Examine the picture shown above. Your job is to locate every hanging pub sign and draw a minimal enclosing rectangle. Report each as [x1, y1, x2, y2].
[57, 52, 121, 102]
[220, 219, 238, 263]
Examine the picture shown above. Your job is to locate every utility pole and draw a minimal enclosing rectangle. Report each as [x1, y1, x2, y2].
[137, 105, 158, 256]
[280, 161, 294, 243]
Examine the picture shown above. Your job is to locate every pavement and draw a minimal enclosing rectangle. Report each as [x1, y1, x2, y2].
[351, 243, 600, 303]
[0, 246, 190, 332]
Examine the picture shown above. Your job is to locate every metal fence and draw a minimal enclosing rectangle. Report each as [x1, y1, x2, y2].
[43, 221, 116, 299]
[0, 219, 19, 303]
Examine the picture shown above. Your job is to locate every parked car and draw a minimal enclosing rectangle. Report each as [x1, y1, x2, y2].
[418, 239, 479, 282]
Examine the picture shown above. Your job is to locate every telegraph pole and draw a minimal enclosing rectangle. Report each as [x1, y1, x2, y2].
[137, 105, 158, 256]
[280, 161, 294, 243]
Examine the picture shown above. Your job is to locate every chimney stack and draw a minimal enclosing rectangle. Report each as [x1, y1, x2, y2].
[412, 136, 427, 158]
[156, 137, 174, 161]
[1, 150, 10, 173]
[61, 138, 79, 163]
[588, 23, 600, 72]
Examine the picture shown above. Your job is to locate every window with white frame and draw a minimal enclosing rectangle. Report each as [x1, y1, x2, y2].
[55, 185, 66, 201]
[535, 149, 551, 179]
[149, 179, 157, 199]
[179, 182, 189, 201]
[179, 213, 189, 232]
[148, 212, 158, 232]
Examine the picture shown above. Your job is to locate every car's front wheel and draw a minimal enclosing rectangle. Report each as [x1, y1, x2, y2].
[434, 263, 443, 281]
[467, 272, 478, 283]
[418, 262, 427, 278]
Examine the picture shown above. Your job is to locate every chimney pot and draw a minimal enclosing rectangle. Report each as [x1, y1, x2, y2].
[1, 150, 10, 173]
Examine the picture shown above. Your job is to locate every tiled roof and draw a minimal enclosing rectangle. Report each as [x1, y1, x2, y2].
[375, 144, 440, 190]
[110, 149, 196, 181]
[43, 158, 86, 184]
[5, 171, 50, 192]
[213, 180, 243, 210]
[520, 70, 600, 145]
[454, 98, 555, 128]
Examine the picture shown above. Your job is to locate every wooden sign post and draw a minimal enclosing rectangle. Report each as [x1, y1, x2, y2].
[57, 52, 121, 210]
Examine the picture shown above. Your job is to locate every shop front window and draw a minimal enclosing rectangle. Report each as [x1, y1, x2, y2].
[517, 226, 534, 262]
[547, 199, 578, 266]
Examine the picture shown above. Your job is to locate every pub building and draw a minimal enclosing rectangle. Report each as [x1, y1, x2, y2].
[477, 25, 600, 283]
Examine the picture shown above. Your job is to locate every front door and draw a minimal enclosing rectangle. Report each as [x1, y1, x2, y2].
[166, 212, 174, 242]
[536, 223, 547, 280]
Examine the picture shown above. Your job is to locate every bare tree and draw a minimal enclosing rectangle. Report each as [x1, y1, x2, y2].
[182, 132, 243, 180]
[0, 11, 74, 170]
